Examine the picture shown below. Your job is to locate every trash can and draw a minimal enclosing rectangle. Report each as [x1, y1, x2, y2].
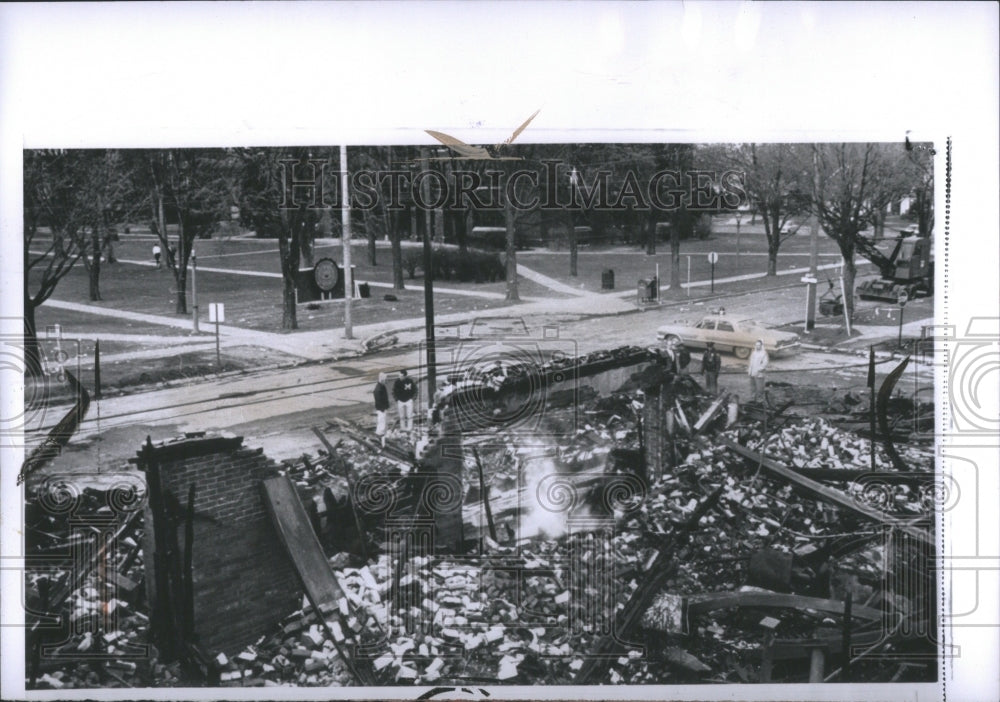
[602, 269, 615, 290]
[359, 283, 371, 298]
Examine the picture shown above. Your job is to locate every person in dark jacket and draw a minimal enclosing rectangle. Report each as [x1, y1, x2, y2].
[677, 343, 692, 374]
[373, 372, 390, 447]
[392, 369, 417, 433]
[663, 338, 680, 373]
[701, 342, 721, 394]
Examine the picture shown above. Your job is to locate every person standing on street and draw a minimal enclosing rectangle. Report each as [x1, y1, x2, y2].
[152, 244, 162, 269]
[373, 372, 390, 448]
[663, 338, 680, 374]
[701, 342, 721, 394]
[748, 339, 769, 403]
[393, 369, 417, 434]
[677, 342, 691, 375]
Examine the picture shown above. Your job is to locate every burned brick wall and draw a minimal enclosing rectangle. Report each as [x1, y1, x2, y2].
[135, 435, 303, 657]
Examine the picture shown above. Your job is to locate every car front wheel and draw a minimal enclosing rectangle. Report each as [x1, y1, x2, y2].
[734, 345, 751, 359]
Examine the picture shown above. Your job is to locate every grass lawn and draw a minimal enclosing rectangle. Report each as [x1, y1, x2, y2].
[29, 251, 565, 335]
[29, 215, 909, 339]
[29, 344, 300, 405]
[33, 306, 193, 337]
[519, 225, 854, 295]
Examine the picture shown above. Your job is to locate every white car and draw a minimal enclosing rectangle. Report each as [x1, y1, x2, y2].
[656, 315, 801, 359]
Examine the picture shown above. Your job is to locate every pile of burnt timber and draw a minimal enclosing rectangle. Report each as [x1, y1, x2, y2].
[23, 479, 153, 689]
[23, 347, 939, 688]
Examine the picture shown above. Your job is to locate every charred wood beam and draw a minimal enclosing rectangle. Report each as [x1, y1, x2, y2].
[312, 426, 369, 562]
[876, 357, 912, 472]
[789, 467, 934, 486]
[687, 590, 881, 621]
[472, 447, 497, 543]
[575, 484, 724, 684]
[721, 438, 933, 547]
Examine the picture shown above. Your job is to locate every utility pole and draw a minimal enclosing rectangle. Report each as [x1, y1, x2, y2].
[420, 148, 437, 407]
[804, 147, 821, 332]
[341, 145, 353, 339]
[191, 249, 199, 332]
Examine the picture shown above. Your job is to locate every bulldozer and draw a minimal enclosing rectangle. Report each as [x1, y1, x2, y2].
[856, 229, 934, 302]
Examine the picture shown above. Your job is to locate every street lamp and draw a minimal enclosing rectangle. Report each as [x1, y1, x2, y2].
[568, 167, 579, 276]
[191, 248, 199, 332]
[735, 211, 742, 273]
[420, 151, 437, 408]
[804, 148, 821, 333]
[341, 145, 353, 340]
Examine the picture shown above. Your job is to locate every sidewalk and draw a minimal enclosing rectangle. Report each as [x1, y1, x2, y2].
[39, 261, 916, 367]
[42, 286, 636, 364]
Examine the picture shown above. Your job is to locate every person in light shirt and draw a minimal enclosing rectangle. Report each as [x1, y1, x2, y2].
[392, 369, 417, 434]
[747, 339, 769, 403]
[373, 372, 390, 448]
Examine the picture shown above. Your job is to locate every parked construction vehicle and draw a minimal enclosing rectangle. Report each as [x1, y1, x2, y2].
[856, 229, 934, 302]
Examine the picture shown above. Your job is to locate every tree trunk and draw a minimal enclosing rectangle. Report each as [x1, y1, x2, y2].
[301, 230, 315, 267]
[154, 188, 168, 249]
[842, 254, 857, 322]
[390, 211, 404, 290]
[104, 224, 117, 263]
[88, 230, 102, 301]
[762, 205, 779, 276]
[282, 279, 298, 330]
[567, 211, 578, 276]
[645, 212, 656, 255]
[174, 266, 187, 314]
[23, 297, 42, 377]
[382, 147, 405, 289]
[504, 189, 520, 302]
[669, 222, 681, 296]
[873, 208, 885, 241]
[364, 207, 377, 266]
[916, 189, 933, 238]
[454, 209, 468, 253]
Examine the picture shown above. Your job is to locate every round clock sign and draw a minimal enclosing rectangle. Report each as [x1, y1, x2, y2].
[314, 258, 340, 292]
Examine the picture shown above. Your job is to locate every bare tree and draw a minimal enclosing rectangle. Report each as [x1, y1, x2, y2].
[77, 151, 134, 301]
[711, 144, 810, 276]
[142, 149, 235, 314]
[23, 150, 132, 373]
[238, 148, 321, 330]
[810, 143, 884, 321]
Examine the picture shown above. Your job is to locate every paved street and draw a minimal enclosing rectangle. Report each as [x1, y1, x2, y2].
[26, 230, 934, 480]
[31, 300, 933, 476]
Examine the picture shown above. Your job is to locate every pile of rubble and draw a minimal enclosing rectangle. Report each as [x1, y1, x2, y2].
[24, 485, 154, 690]
[24, 373, 937, 688]
[256, 384, 934, 685]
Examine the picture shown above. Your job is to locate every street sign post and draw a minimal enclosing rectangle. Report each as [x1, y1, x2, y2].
[801, 276, 818, 333]
[708, 252, 719, 293]
[209, 303, 225, 367]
